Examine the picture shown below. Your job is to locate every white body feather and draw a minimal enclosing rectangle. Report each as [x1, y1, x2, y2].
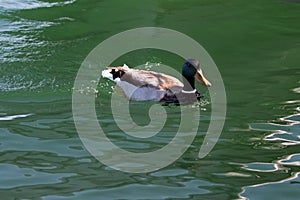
[101, 64, 182, 101]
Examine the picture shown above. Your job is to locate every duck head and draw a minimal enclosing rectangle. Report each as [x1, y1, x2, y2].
[181, 59, 211, 91]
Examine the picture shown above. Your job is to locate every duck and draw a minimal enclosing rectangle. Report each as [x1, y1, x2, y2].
[101, 59, 211, 105]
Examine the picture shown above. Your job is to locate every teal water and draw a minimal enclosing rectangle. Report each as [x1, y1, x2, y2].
[1, 0, 300, 199]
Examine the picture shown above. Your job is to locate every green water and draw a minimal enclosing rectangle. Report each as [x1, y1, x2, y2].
[1, 0, 300, 199]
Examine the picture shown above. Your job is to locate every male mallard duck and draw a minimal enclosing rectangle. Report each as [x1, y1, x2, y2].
[101, 59, 211, 104]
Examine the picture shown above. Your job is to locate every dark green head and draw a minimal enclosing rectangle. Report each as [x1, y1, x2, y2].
[182, 59, 211, 91]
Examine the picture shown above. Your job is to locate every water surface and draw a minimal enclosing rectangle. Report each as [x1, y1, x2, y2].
[0, 0, 300, 199]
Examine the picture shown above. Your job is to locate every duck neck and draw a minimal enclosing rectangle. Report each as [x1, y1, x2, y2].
[182, 75, 195, 92]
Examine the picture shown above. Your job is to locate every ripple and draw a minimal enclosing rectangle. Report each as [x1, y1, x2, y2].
[0, 128, 88, 157]
[0, 163, 74, 189]
[0, 0, 76, 10]
[0, 75, 50, 92]
[292, 87, 300, 94]
[240, 172, 300, 200]
[242, 162, 279, 172]
[151, 169, 189, 177]
[250, 113, 300, 146]
[43, 180, 211, 200]
[55, 17, 76, 22]
[214, 172, 251, 178]
[0, 113, 32, 121]
[20, 117, 72, 129]
[278, 153, 300, 166]
[0, 18, 56, 63]
[243, 111, 300, 199]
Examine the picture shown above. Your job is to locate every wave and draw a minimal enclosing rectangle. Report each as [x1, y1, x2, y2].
[241, 110, 300, 199]
[0, 0, 76, 10]
[240, 172, 300, 199]
[250, 113, 300, 146]
[0, 74, 58, 92]
[0, 113, 32, 121]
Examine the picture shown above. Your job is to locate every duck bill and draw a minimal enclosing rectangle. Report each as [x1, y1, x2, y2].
[195, 70, 212, 87]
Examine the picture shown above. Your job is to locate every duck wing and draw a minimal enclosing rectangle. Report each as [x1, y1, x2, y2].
[102, 65, 184, 94]
[121, 69, 183, 93]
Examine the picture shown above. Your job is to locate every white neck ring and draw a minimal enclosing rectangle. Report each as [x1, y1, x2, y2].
[181, 89, 196, 94]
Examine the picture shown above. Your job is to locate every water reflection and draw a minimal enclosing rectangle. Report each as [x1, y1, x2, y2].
[241, 172, 300, 200]
[242, 162, 279, 172]
[279, 154, 300, 166]
[0, 163, 74, 189]
[250, 113, 300, 146]
[43, 179, 211, 200]
[242, 111, 300, 199]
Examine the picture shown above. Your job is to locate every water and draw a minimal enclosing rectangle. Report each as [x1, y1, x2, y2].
[0, 0, 299, 199]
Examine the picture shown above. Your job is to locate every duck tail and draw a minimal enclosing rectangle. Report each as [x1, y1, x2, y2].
[102, 64, 129, 82]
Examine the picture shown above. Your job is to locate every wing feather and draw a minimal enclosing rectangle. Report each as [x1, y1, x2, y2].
[103, 65, 184, 94]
